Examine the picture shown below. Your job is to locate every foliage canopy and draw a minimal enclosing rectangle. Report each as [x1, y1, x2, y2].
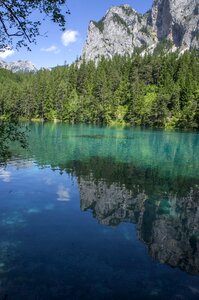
[0, 51, 198, 129]
[0, 0, 69, 50]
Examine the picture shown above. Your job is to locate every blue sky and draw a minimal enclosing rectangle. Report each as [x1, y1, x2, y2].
[1, 0, 153, 68]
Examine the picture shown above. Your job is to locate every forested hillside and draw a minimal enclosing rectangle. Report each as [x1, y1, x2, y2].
[0, 51, 198, 129]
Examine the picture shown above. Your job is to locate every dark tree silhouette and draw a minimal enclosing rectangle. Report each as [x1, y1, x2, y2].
[0, 0, 70, 50]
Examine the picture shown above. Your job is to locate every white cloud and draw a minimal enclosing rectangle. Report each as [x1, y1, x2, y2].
[40, 45, 60, 54]
[0, 48, 14, 59]
[61, 30, 78, 47]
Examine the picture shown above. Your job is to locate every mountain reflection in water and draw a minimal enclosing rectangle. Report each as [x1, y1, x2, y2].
[1, 123, 198, 299]
[77, 163, 199, 275]
[13, 123, 199, 275]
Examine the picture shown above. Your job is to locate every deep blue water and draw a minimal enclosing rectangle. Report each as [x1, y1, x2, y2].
[0, 123, 199, 300]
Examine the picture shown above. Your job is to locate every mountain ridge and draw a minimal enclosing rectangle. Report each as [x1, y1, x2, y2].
[0, 60, 37, 73]
[81, 0, 199, 62]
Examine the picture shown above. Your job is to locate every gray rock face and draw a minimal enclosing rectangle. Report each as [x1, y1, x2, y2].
[82, 4, 154, 63]
[0, 60, 37, 72]
[143, 187, 199, 275]
[79, 175, 199, 275]
[150, 0, 199, 50]
[82, 0, 199, 62]
[79, 176, 145, 226]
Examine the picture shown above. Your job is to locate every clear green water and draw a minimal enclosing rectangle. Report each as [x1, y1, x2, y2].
[0, 123, 199, 300]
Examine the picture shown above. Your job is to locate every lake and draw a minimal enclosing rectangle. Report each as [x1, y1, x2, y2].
[0, 123, 199, 300]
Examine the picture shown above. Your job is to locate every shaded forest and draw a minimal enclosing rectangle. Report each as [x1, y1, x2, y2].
[0, 51, 198, 129]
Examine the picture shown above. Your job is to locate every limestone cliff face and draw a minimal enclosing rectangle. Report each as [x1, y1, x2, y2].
[78, 175, 199, 275]
[82, 5, 155, 63]
[81, 0, 199, 62]
[79, 176, 146, 226]
[149, 0, 199, 50]
[138, 187, 199, 275]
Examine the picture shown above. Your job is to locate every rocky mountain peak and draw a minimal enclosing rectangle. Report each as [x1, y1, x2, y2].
[0, 60, 37, 73]
[81, 0, 199, 62]
[82, 4, 154, 63]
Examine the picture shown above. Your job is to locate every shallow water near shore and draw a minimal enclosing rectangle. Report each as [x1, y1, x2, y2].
[0, 123, 199, 300]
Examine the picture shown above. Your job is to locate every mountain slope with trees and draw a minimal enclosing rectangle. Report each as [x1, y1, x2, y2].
[0, 51, 198, 129]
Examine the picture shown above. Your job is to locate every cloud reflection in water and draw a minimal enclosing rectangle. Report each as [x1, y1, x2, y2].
[0, 168, 11, 182]
[57, 185, 70, 202]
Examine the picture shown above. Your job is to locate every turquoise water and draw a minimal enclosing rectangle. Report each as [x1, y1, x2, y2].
[0, 123, 199, 299]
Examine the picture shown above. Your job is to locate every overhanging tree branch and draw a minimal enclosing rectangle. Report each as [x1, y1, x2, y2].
[0, 0, 70, 162]
[0, 0, 70, 50]
[1, 1, 32, 42]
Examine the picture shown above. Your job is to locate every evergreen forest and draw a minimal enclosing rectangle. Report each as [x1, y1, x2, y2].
[0, 50, 198, 129]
